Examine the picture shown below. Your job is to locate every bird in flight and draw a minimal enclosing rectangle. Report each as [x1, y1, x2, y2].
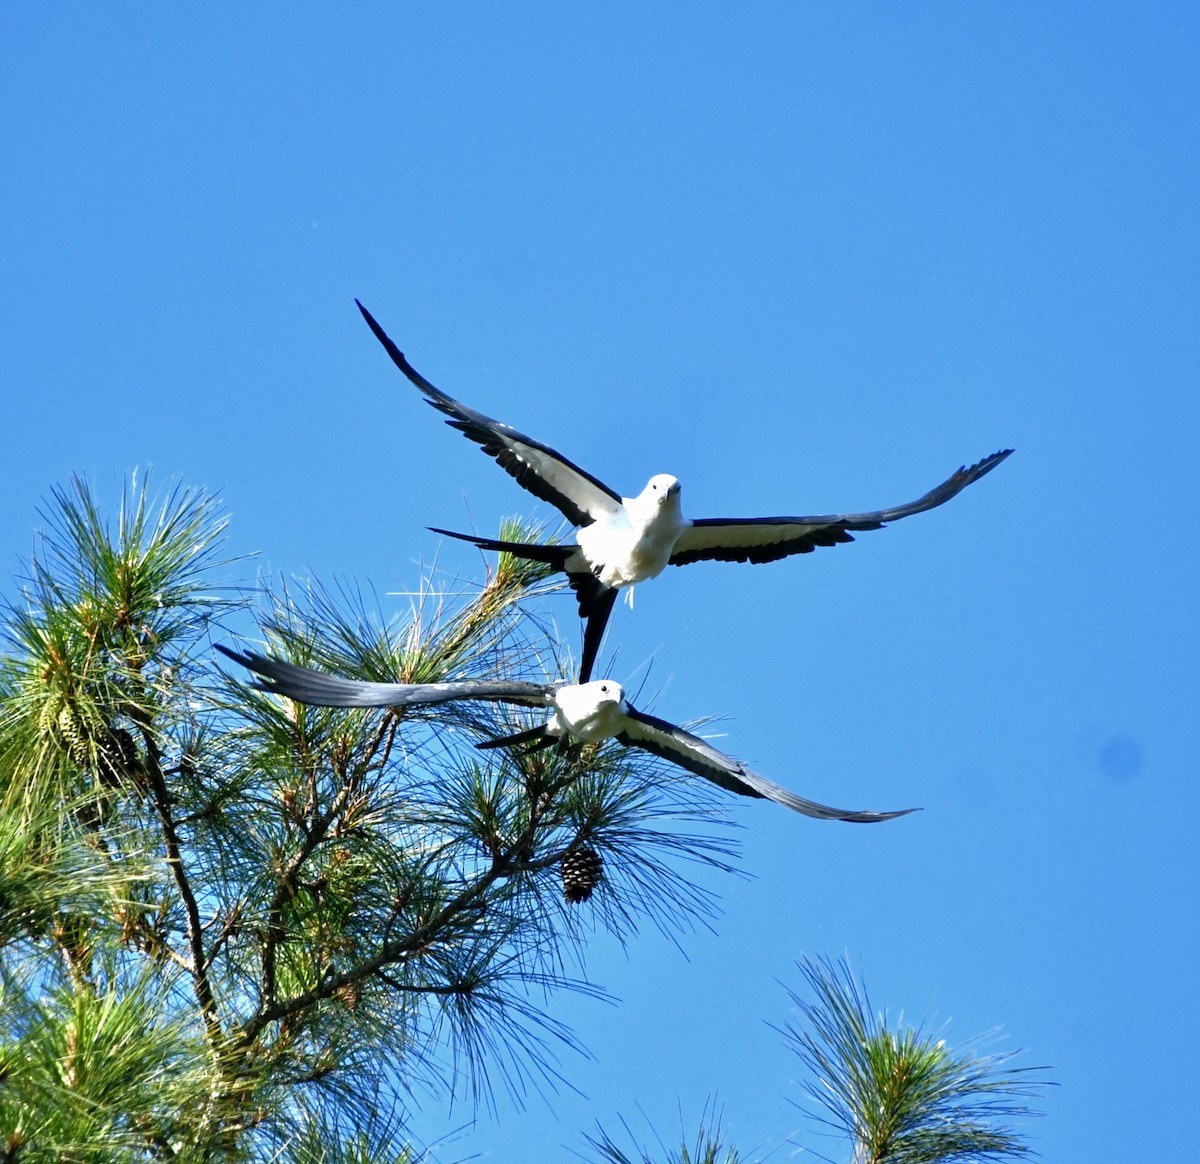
[356, 301, 1012, 683]
[217, 644, 917, 824]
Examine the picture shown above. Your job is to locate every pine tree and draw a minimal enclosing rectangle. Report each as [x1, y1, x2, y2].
[582, 959, 1051, 1163]
[0, 476, 737, 1160]
[779, 956, 1051, 1164]
[582, 1101, 740, 1164]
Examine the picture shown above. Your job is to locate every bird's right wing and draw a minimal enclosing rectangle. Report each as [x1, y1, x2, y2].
[217, 646, 553, 710]
[619, 706, 918, 823]
[669, 449, 1012, 565]
[357, 301, 623, 528]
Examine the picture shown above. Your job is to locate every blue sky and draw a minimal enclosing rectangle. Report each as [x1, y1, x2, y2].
[2, 5, 1197, 1160]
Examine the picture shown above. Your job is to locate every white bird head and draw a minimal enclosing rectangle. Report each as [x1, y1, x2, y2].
[640, 474, 682, 507]
[553, 679, 628, 741]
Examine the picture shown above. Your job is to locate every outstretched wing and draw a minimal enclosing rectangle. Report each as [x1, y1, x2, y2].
[618, 706, 918, 823]
[357, 301, 622, 528]
[217, 646, 553, 710]
[668, 449, 1013, 566]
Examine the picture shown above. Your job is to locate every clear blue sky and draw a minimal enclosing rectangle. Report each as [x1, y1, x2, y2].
[2, 5, 1197, 1160]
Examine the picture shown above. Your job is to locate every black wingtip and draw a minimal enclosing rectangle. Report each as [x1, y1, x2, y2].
[354, 298, 377, 329]
[355, 299, 402, 359]
[967, 447, 1015, 479]
[355, 300, 445, 399]
[214, 643, 280, 697]
[214, 642, 252, 668]
[850, 805, 923, 823]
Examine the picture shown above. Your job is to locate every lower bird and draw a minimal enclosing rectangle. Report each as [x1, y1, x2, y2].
[356, 300, 1012, 683]
[217, 645, 917, 824]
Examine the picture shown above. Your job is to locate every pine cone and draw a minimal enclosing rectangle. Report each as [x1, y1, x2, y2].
[336, 982, 362, 1011]
[37, 696, 61, 738]
[96, 726, 141, 789]
[57, 703, 98, 769]
[561, 846, 603, 905]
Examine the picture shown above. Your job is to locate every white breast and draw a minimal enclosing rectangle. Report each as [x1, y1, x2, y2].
[576, 478, 686, 588]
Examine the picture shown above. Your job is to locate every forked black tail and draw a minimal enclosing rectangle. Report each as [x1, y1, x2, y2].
[428, 526, 573, 568]
[476, 724, 558, 753]
[428, 526, 619, 683]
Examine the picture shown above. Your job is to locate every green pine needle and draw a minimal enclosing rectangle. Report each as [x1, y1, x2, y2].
[780, 956, 1052, 1164]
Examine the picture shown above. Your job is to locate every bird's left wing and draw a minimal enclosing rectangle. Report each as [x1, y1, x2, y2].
[217, 646, 553, 709]
[357, 301, 623, 528]
[618, 706, 918, 823]
[669, 449, 1012, 565]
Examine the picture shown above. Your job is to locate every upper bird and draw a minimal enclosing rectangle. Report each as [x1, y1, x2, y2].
[357, 301, 1012, 683]
[217, 644, 917, 824]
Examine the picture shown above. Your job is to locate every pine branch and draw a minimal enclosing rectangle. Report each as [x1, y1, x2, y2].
[257, 705, 403, 1017]
[237, 739, 584, 1048]
[137, 708, 223, 1048]
[779, 956, 1053, 1164]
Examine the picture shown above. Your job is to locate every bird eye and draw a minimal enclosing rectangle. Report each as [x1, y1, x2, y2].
[600, 683, 609, 693]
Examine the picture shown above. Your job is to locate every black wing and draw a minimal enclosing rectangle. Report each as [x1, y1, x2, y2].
[217, 646, 553, 709]
[619, 706, 918, 823]
[669, 449, 1012, 565]
[357, 301, 622, 528]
